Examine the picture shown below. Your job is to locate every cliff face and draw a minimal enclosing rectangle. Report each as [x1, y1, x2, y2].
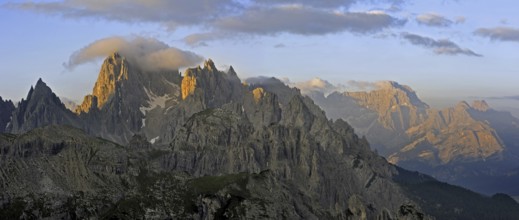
[0, 97, 15, 133]
[76, 53, 129, 113]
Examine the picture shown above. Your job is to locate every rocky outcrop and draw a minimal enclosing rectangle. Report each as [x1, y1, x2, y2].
[0, 97, 15, 133]
[6, 79, 83, 134]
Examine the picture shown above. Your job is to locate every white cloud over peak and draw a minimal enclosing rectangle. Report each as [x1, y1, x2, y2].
[64, 36, 204, 72]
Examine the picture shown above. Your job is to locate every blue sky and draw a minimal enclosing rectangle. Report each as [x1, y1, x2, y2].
[0, 0, 518, 112]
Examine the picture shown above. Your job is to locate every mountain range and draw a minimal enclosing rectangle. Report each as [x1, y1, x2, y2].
[304, 79, 519, 196]
[1, 54, 518, 219]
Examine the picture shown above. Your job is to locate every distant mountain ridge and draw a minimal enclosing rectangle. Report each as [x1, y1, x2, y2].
[303, 79, 519, 195]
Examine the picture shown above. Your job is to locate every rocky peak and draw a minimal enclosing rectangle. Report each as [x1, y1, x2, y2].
[180, 59, 242, 107]
[7, 79, 82, 134]
[203, 59, 217, 72]
[472, 100, 490, 112]
[227, 65, 237, 77]
[75, 53, 129, 114]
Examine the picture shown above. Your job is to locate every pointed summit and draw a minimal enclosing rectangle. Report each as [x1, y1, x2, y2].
[8, 79, 82, 133]
[76, 53, 129, 113]
[36, 77, 44, 86]
[203, 59, 217, 72]
[227, 65, 237, 76]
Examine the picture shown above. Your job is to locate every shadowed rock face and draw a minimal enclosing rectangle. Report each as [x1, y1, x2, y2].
[7, 79, 83, 134]
[0, 97, 15, 133]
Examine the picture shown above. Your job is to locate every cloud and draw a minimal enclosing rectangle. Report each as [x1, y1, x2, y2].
[292, 78, 405, 95]
[64, 36, 203, 72]
[182, 6, 405, 45]
[5, 0, 241, 29]
[416, 13, 453, 27]
[474, 27, 519, 42]
[256, 0, 405, 9]
[346, 80, 381, 91]
[401, 32, 482, 57]
[213, 7, 405, 36]
[455, 16, 466, 24]
[255, 0, 356, 8]
[6, 0, 407, 46]
[274, 43, 286, 48]
[295, 78, 340, 95]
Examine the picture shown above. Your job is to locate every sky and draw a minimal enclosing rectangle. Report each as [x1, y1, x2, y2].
[0, 0, 518, 113]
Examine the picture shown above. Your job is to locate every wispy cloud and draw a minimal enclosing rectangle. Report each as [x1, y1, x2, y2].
[416, 13, 453, 27]
[65, 36, 203, 72]
[255, 0, 357, 9]
[214, 7, 405, 35]
[5, 0, 241, 30]
[474, 27, 519, 42]
[6, 0, 406, 45]
[291, 78, 390, 95]
[401, 32, 482, 57]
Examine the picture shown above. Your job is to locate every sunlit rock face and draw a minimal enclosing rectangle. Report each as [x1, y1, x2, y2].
[76, 53, 129, 113]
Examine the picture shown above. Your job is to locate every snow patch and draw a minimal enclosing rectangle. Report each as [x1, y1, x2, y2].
[139, 87, 171, 115]
[141, 118, 146, 128]
[150, 136, 160, 144]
